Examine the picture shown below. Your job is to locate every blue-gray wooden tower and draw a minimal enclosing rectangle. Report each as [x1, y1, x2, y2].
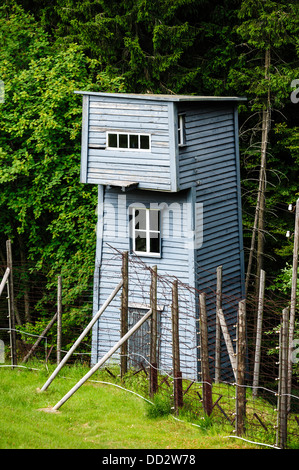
[76, 91, 246, 381]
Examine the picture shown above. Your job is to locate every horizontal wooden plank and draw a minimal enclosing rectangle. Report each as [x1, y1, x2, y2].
[180, 151, 236, 171]
[88, 155, 170, 167]
[187, 122, 234, 145]
[89, 99, 167, 112]
[184, 136, 235, 155]
[87, 168, 171, 184]
[87, 177, 172, 191]
[89, 115, 169, 126]
[187, 114, 234, 130]
[89, 108, 168, 119]
[89, 120, 168, 132]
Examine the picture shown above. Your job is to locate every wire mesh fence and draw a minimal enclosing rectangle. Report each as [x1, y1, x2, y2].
[0, 246, 298, 449]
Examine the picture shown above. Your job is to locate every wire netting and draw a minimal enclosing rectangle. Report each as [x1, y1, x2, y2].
[0, 248, 298, 449]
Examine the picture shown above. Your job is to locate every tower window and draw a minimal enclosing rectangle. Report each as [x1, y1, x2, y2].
[107, 132, 150, 151]
[178, 114, 186, 147]
[131, 208, 161, 256]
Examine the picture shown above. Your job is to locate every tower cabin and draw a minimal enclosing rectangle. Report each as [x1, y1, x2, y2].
[75, 91, 246, 381]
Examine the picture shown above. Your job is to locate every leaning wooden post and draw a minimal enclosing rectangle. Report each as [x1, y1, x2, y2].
[22, 312, 58, 363]
[199, 292, 213, 416]
[215, 266, 222, 383]
[52, 308, 152, 411]
[217, 308, 237, 380]
[6, 240, 17, 367]
[287, 198, 299, 411]
[40, 279, 123, 391]
[253, 269, 265, 399]
[57, 276, 62, 364]
[172, 279, 183, 413]
[0, 268, 10, 297]
[149, 265, 158, 397]
[120, 251, 129, 378]
[235, 300, 246, 437]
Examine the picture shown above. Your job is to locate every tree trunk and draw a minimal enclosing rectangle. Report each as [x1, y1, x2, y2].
[245, 48, 271, 297]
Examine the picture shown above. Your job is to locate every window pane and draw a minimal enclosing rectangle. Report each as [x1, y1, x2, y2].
[119, 134, 128, 148]
[149, 210, 159, 232]
[129, 134, 138, 149]
[178, 129, 181, 145]
[150, 234, 160, 253]
[108, 133, 117, 147]
[135, 209, 146, 230]
[140, 135, 150, 149]
[135, 231, 147, 252]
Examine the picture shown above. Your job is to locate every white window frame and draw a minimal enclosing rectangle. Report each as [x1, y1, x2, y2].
[178, 114, 186, 147]
[106, 131, 151, 151]
[131, 208, 161, 258]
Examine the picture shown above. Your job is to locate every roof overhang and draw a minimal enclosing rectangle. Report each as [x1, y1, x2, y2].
[74, 91, 247, 103]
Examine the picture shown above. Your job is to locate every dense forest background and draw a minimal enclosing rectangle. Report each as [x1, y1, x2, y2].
[0, 0, 298, 337]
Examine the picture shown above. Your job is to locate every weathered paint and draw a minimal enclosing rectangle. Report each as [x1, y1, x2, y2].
[75, 92, 246, 381]
[92, 188, 198, 378]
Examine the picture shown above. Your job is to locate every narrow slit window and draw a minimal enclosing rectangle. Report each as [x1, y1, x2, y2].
[178, 114, 186, 146]
[132, 208, 161, 256]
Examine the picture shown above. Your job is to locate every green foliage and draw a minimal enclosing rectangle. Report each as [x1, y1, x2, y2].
[145, 393, 172, 419]
[0, 0, 299, 335]
[0, 3, 97, 328]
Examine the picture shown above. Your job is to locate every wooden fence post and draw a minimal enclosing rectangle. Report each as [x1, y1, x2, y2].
[215, 266, 222, 383]
[172, 279, 183, 413]
[235, 300, 246, 436]
[149, 265, 158, 397]
[120, 251, 128, 378]
[199, 292, 213, 416]
[287, 198, 299, 411]
[253, 269, 265, 399]
[57, 276, 62, 364]
[6, 240, 17, 367]
[277, 307, 289, 449]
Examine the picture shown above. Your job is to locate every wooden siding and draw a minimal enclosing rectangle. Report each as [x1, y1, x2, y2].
[91, 187, 198, 379]
[83, 95, 176, 191]
[80, 95, 245, 381]
[177, 103, 244, 379]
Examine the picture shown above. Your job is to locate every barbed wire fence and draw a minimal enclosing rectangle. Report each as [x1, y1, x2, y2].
[0, 243, 298, 448]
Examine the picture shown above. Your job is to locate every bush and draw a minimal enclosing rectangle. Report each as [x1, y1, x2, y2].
[146, 394, 172, 419]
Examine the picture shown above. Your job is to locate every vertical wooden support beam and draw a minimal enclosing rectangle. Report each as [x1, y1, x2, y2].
[277, 307, 289, 449]
[6, 240, 17, 367]
[57, 276, 62, 365]
[149, 265, 158, 397]
[253, 269, 265, 399]
[120, 251, 128, 378]
[215, 266, 222, 383]
[235, 300, 246, 436]
[199, 292, 213, 416]
[172, 279, 183, 413]
[288, 198, 299, 411]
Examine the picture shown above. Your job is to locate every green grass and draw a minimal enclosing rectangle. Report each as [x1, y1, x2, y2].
[0, 362, 269, 449]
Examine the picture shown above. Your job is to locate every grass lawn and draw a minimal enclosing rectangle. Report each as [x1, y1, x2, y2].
[0, 363, 264, 450]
